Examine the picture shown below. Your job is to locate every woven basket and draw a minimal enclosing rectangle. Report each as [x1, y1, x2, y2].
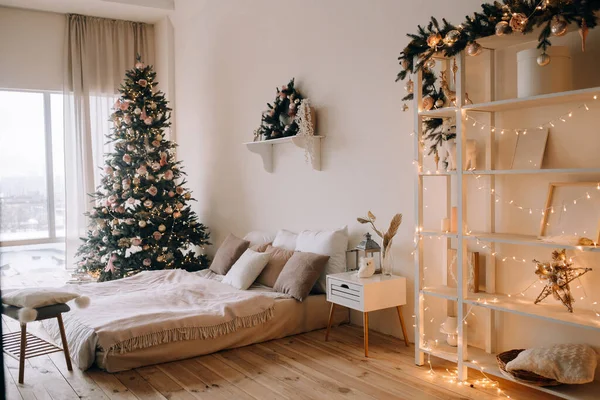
[496, 349, 561, 387]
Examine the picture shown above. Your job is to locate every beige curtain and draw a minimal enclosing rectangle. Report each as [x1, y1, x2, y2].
[64, 14, 154, 270]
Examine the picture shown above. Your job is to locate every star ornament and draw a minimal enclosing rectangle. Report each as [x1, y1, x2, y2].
[533, 249, 592, 313]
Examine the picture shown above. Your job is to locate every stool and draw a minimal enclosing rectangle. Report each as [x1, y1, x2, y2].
[2, 304, 73, 383]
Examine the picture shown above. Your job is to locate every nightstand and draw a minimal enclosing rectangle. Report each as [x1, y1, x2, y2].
[325, 271, 409, 357]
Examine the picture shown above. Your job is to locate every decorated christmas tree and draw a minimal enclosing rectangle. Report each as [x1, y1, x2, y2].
[76, 57, 210, 282]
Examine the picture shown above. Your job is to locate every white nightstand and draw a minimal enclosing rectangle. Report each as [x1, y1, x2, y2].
[325, 271, 409, 357]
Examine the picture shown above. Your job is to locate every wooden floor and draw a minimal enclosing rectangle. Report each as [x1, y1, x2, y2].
[2, 319, 556, 400]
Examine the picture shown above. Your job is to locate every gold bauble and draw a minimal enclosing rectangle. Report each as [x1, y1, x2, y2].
[537, 53, 551, 67]
[425, 58, 436, 70]
[466, 41, 483, 57]
[422, 95, 434, 111]
[509, 13, 528, 33]
[158, 224, 166, 232]
[551, 16, 568, 37]
[443, 30, 461, 46]
[495, 21, 511, 36]
[404, 78, 414, 94]
[427, 33, 442, 48]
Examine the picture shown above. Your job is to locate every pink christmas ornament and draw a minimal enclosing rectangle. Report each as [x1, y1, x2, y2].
[163, 170, 174, 180]
[147, 186, 158, 196]
[138, 79, 148, 87]
[105, 254, 117, 273]
[119, 101, 130, 111]
[153, 231, 162, 240]
[132, 238, 142, 246]
[144, 117, 153, 125]
[143, 258, 151, 266]
[135, 62, 145, 69]
[123, 154, 132, 163]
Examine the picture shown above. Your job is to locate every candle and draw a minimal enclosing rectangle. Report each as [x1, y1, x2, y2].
[441, 218, 450, 232]
[450, 207, 458, 233]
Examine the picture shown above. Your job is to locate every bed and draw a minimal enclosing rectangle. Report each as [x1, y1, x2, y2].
[41, 269, 348, 373]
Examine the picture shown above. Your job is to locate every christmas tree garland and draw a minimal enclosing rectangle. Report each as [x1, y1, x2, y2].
[397, 0, 599, 82]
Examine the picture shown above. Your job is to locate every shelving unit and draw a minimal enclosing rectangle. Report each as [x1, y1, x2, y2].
[412, 32, 600, 399]
[244, 135, 324, 172]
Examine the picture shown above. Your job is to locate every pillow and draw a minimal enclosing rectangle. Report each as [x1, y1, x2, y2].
[244, 231, 276, 247]
[2, 288, 80, 308]
[222, 249, 271, 290]
[506, 344, 597, 384]
[273, 252, 330, 301]
[255, 245, 294, 287]
[295, 226, 349, 293]
[272, 229, 298, 251]
[250, 242, 271, 253]
[210, 234, 250, 275]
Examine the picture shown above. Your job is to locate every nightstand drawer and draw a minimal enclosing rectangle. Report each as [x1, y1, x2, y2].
[327, 278, 363, 310]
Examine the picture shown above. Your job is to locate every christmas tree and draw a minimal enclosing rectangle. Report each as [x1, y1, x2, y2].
[76, 57, 210, 282]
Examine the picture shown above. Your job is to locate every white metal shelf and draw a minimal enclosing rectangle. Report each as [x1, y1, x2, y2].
[465, 232, 600, 252]
[463, 86, 600, 113]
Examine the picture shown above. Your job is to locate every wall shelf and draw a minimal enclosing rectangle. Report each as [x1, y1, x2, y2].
[244, 135, 324, 173]
[465, 232, 600, 252]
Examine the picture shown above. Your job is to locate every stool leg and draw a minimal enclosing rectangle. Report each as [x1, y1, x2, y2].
[18, 323, 26, 384]
[56, 314, 73, 371]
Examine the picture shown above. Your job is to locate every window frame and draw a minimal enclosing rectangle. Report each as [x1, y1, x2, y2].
[0, 88, 64, 247]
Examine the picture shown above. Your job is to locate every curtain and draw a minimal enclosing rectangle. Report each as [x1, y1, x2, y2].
[64, 14, 154, 270]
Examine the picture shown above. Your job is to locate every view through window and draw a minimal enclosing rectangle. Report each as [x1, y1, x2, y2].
[0, 90, 67, 287]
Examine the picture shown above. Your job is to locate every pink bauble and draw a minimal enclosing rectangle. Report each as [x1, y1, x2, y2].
[143, 258, 151, 266]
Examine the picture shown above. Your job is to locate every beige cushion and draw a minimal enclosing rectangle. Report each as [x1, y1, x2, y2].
[2, 287, 80, 308]
[506, 344, 597, 384]
[209, 234, 250, 275]
[250, 242, 272, 253]
[222, 249, 271, 290]
[273, 252, 330, 301]
[256, 245, 294, 287]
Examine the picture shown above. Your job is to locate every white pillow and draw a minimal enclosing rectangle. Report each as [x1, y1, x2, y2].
[222, 249, 271, 290]
[295, 226, 349, 293]
[272, 229, 298, 251]
[3, 288, 80, 308]
[244, 231, 276, 247]
[506, 344, 597, 384]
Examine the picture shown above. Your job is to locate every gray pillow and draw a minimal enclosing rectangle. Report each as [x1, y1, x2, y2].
[273, 252, 330, 301]
[209, 234, 250, 275]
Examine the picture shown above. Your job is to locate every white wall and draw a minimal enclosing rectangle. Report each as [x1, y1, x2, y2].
[0, 7, 65, 91]
[170, 0, 600, 353]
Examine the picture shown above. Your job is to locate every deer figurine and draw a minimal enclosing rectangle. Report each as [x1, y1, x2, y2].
[440, 71, 457, 106]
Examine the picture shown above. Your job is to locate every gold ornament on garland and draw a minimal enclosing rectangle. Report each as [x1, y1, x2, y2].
[443, 30, 461, 46]
[495, 20, 511, 36]
[425, 58, 437, 70]
[550, 15, 568, 37]
[509, 13, 528, 33]
[466, 41, 483, 57]
[533, 249, 592, 313]
[426, 33, 442, 48]
[404, 77, 414, 94]
[537, 52, 551, 66]
[422, 95, 434, 111]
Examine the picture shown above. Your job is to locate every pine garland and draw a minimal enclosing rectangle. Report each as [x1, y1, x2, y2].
[256, 78, 304, 140]
[396, 0, 599, 82]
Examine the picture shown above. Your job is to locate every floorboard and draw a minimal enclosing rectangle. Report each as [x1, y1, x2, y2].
[2, 322, 557, 400]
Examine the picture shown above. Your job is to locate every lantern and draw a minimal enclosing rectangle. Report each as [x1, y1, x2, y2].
[348, 233, 382, 273]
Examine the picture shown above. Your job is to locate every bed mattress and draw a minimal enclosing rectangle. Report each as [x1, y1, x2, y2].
[96, 292, 348, 372]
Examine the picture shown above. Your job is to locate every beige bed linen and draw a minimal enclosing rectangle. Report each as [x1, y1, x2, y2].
[96, 293, 349, 372]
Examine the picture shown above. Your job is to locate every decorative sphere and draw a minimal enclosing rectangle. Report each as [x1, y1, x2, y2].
[425, 58, 436, 70]
[426, 33, 442, 48]
[139, 220, 147, 228]
[443, 30, 461, 46]
[435, 99, 445, 108]
[466, 41, 483, 57]
[173, 211, 182, 219]
[404, 78, 414, 94]
[143, 258, 151, 266]
[158, 224, 166, 232]
[551, 17, 568, 37]
[509, 13, 528, 33]
[144, 199, 153, 208]
[537, 53, 551, 66]
[495, 21, 511, 36]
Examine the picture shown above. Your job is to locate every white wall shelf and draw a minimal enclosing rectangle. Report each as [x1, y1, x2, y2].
[412, 36, 600, 398]
[463, 86, 600, 113]
[244, 135, 324, 173]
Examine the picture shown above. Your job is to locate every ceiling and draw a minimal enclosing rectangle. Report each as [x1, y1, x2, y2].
[0, 0, 173, 23]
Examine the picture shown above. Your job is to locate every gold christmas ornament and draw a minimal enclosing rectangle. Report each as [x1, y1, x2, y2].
[537, 52, 551, 66]
[435, 99, 444, 108]
[495, 21, 511, 36]
[443, 30, 461, 46]
[509, 13, 528, 33]
[466, 41, 483, 56]
[422, 95, 434, 111]
[533, 249, 592, 313]
[425, 58, 436, 70]
[158, 224, 166, 232]
[426, 33, 442, 48]
[550, 16, 568, 37]
[580, 19, 589, 52]
[401, 103, 409, 112]
[404, 77, 414, 94]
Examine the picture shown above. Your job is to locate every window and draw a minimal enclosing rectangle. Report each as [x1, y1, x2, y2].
[0, 90, 65, 244]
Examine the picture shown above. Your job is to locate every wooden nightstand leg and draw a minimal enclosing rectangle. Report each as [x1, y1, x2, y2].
[363, 312, 369, 357]
[396, 305, 410, 347]
[325, 303, 336, 341]
[57, 314, 73, 371]
[18, 323, 26, 384]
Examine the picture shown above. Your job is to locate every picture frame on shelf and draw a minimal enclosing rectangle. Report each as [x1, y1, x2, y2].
[511, 128, 549, 170]
[539, 182, 600, 244]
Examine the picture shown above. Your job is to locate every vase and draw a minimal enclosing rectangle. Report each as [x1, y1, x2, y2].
[382, 244, 393, 276]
